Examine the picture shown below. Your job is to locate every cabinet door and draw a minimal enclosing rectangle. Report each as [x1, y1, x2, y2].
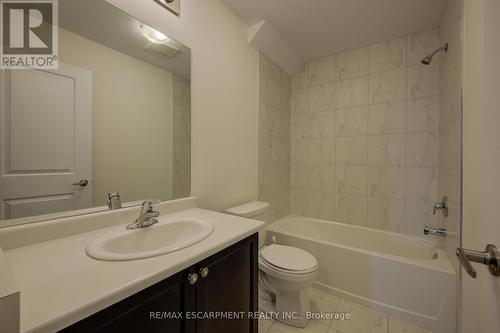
[196, 234, 258, 333]
[60, 269, 197, 333]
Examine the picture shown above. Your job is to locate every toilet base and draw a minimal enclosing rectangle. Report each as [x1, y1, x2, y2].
[258, 284, 276, 314]
[259, 272, 312, 328]
[275, 288, 310, 328]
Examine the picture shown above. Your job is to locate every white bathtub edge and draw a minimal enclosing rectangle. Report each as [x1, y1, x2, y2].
[268, 224, 455, 275]
[312, 281, 455, 333]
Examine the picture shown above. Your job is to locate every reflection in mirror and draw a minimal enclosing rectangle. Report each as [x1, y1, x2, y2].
[0, 0, 191, 226]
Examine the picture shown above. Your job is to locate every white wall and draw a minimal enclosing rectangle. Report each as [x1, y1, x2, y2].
[106, 0, 260, 212]
[59, 28, 174, 205]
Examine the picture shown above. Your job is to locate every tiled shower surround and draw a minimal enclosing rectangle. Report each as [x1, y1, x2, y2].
[259, 27, 447, 237]
[290, 28, 442, 236]
[258, 54, 292, 221]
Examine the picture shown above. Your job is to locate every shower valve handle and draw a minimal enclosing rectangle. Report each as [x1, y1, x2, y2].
[456, 244, 500, 279]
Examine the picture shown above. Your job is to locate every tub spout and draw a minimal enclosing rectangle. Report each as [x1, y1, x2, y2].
[424, 226, 447, 237]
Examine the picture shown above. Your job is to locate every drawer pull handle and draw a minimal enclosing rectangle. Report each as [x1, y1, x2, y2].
[200, 267, 209, 278]
[188, 273, 198, 285]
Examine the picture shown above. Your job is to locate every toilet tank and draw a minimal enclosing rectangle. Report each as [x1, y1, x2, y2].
[224, 201, 270, 248]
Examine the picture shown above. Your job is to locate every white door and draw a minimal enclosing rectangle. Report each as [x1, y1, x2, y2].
[0, 63, 92, 222]
[461, 0, 500, 332]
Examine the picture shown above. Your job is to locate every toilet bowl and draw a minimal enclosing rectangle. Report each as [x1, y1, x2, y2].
[224, 202, 319, 328]
[259, 244, 318, 327]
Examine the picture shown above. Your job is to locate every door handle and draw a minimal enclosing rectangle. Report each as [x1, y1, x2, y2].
[456, 244, 500, 278]
[72, 179, 89, 187]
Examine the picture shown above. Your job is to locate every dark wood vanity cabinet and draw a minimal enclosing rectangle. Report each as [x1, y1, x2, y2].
[61, 234, 258, 333]
[196, 234, 258, 333]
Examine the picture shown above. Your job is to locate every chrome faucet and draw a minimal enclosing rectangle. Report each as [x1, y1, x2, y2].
[126, 200, 160, 230]
[424, 226, 447, 237]
[107, 192, 122, 210]
[432, 196, 448, 218]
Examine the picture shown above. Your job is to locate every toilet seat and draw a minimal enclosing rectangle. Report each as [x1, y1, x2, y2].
[260, 245, 318, 275]
[259, 257, 317, 278]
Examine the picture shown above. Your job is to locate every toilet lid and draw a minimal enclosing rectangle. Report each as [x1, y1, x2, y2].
[260, 245, 318, 272]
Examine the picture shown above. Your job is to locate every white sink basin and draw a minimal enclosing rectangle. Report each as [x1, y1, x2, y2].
[86, 217, 215, 261]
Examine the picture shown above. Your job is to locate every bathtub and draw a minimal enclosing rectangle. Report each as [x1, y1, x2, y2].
[266, 216, 456, 333]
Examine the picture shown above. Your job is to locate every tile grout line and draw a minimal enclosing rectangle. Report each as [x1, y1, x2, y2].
[404, 32, 409, 233]
[366, 43, 372, 225]
[329, 295, 343, 331]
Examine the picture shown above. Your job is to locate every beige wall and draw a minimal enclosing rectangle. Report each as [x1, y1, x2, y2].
[289, 29, 441, 236]
[258, 53, 291, 221]
[59, 28, 173, 205]
[107, 0, 259, 212]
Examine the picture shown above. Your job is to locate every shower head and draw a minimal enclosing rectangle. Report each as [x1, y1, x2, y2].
[421, 43, 448, 65]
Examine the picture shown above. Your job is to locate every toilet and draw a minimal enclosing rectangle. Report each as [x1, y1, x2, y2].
[225, 202, 319, 328]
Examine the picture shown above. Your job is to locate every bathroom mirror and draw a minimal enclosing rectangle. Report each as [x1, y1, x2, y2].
[0, 0, 191, 226]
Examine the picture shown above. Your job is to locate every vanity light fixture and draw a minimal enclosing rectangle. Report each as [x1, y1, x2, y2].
[139, 24, 180, 59]
[140, 24, 170, 44]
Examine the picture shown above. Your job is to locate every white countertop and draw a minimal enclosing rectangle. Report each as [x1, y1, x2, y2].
[1, 207, 263, 333]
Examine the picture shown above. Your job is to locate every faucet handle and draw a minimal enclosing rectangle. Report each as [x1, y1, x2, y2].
[141, 199, 160, 212]
[107, 192, 122, 210]
[432, 196, 448, 217]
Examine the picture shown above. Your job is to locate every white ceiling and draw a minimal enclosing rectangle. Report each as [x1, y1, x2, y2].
[221, 0, 447, 61]
[59, 0, 190, 79]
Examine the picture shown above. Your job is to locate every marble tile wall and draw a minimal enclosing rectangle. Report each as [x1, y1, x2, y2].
[290, 28, 442, 236]
[439, 0, 463, 272]
[258, 53, 292, 221]
[172, 75, 191, 199]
